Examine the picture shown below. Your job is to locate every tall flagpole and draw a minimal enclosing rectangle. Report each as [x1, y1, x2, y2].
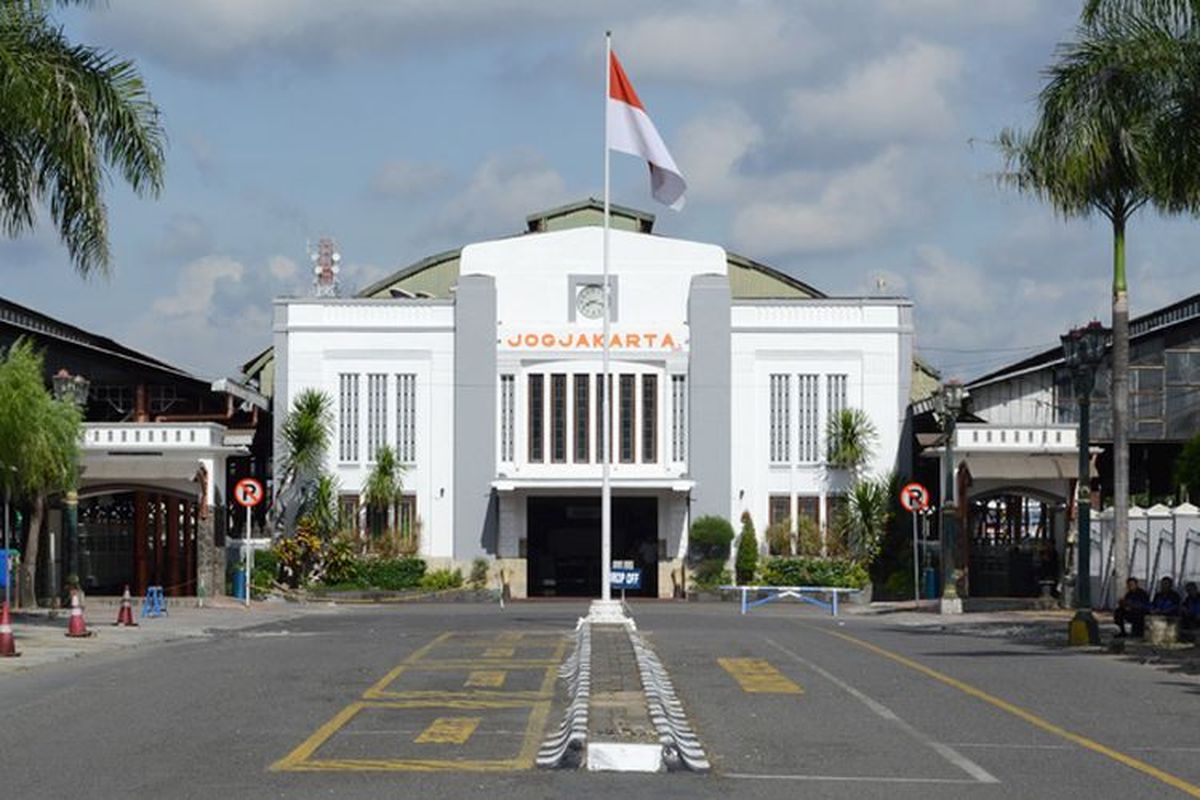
[601, 30, 613, 603]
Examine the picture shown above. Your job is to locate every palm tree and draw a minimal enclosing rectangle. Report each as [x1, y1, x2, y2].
[273, 389, 333, 536]
[0, 1, 165, 276]
[0, 338, 81, 605]
[996, 6, 1200, 599]
[836, 474, 896, 566]
[363, 445, 407, 548]
[826, 408, 879, 479]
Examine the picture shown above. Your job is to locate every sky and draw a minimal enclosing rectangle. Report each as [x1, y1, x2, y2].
[7, 0, 1200, 383]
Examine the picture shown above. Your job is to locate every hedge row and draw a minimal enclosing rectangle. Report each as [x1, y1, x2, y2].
[758, 557, 869, 589]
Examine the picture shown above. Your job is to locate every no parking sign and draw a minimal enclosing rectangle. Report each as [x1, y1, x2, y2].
[899, 482, 930, 513]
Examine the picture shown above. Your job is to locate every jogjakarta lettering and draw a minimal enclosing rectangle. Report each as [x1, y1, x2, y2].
[504, 331, 681, 350]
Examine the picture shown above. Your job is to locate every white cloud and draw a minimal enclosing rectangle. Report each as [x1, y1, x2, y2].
[618, 5, 820, 84]
[430, 151, 568, 240]
[268, 255, 298, 280]
[675, 106, 763, 201]
[786, 40, 963, 143]
[731, 147, 914, 255]
[878, 0, 1038, 26]
[153, 255, 244, 316]
[371, 159, 449, 198]
[911, 244, 989, 313]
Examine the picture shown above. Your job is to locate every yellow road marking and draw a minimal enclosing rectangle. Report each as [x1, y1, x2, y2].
[483, 646, 515, 658]
[820, 627, 1200, 799]
[415, 717, 481, 744]
[718, 657, 803, 694]
[273, 630, 569, 773]
[466, 670, 507, 688]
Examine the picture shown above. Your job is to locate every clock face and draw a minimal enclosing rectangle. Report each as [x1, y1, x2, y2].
[576, 284, 605, 319]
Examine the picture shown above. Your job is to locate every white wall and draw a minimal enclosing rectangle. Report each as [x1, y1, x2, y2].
[275, 299, 456, 557]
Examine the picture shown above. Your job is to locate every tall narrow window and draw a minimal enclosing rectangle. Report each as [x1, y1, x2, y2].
[500, 374, 515, 462]
[797, 374, 819, 462]
[596, 374, 608, 464]
[551, 374, 567, 463]
[573, 374, 589, 462]
[619, 374, 636, 463]
[395, 373, 416, 463]
[826, 373, 848, 461]
[769, 373, 790, 463]
[528, 374, 544, 462]
[338, 373, 359, 462]
[641, 374, 657, 463]
[671, 375, 687, 462]
[367, 374, 386, 462]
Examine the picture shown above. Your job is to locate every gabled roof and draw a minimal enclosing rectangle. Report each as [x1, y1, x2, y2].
[967, 289, 1200, 390]
[0, 295, 198, 381]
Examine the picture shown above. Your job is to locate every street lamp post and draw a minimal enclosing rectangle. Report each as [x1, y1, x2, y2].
[1061, 322, 1107, 646]
[52, 369, 89, 587]
[934, 380, 966, 615]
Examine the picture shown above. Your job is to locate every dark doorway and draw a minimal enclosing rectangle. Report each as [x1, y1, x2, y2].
[527, 496, 658, 597]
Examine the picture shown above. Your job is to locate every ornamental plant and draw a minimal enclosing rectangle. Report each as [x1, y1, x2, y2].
[735, 511, 759, 585]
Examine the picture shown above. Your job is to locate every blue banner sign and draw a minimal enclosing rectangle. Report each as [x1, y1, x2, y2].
[610, 568, 642, 590]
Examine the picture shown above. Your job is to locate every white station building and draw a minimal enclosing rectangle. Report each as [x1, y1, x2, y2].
[269, 201, 914, 598]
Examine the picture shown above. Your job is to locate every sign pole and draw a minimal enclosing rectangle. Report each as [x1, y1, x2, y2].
[244, 503, 251, 607]
[912, 509, 920, 605]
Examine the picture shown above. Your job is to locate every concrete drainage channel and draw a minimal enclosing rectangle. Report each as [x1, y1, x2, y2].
[538, 614, 710, 774]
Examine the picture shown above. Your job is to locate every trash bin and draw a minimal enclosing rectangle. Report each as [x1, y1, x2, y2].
[922, 567, 937, 599]
[231, 568, 246, 599]
[0, 549, 11, 589]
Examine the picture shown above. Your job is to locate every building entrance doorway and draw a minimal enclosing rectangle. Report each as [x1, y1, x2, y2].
[527, 496, 658, 598]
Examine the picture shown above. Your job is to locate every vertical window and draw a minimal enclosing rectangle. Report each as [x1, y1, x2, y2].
[395, 373, 416, 463]
[528, 374, 544, 462]
[338, 373, 359, 462]
[641, 374, 657, 463]
[672, 374, 687, 462]
[619, 374, 636, 463]
[797, 374, 819, 462]
[367, 374, 386, 462]
[339, 494, 359, 535]
[769, 374, 790, 463]
[825, 374, 848, 461]
[551, 374, 567, 463]
[596, 374, 608, 464]
[573, 374, 589, 462]
[396, 495, 416, 540]
[768, 495, 790, 527]
[500, 374, 515, 462]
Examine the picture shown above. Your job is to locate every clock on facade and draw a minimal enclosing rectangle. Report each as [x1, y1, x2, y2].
[576, 283, 606, 319]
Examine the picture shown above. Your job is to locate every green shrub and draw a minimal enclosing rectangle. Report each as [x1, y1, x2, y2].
[691, 562, 731, 591]
[688, 515, 734, 563]
[250, 548, 279, 595]
[358, 557, 426, 590]
[468, 557, 489, 590]
[321, 535, 361, 585]
[765, 518, 792, 556]
[796, 516, 822, 557]
[759, 557, 869, 589]
[735, 511, 758, 585]
[420, 567, 464, 591]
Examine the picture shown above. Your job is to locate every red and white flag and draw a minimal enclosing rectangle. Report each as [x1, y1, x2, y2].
[607, 50, 687, 210]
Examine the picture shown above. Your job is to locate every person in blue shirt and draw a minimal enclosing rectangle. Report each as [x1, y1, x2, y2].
[1114, 577, 1151, 637]
[1150, 576, 1182, 617]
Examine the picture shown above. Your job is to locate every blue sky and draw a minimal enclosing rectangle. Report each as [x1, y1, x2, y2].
[7, 1, 1200, 382]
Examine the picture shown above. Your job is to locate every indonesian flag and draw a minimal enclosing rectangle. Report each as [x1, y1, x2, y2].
[607, 50, 687, 210]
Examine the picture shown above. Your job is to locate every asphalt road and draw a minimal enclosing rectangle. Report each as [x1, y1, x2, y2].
[1, 601, 1198, 799]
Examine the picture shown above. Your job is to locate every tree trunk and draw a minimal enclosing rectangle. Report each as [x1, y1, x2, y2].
[19, 493, 45, 607]
[1112, 219, 1130, 600]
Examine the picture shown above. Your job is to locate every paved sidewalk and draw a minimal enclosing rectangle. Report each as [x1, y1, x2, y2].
[0, 596, 338, 673]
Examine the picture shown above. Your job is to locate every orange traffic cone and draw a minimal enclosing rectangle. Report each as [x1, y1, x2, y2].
[65, 589, 93, 638]
[0, 601, 19, 657]
[113, 585, 138, 627]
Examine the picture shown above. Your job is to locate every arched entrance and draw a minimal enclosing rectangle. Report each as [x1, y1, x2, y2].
[967, 488, 1065, 597]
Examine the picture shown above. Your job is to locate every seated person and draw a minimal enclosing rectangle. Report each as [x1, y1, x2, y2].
[1182, 582, 1200, 633]
[1114, 577, 1150, 637]
[1151, 576, 1182, 617]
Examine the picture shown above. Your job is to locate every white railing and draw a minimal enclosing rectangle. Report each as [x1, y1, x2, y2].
[1091, 503, 1200, 606]
[82, 422, 227, 450]
[955, 424, 1077, 452]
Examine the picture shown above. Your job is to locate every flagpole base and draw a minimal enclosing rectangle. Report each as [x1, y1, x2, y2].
[586, 599, 632, 627]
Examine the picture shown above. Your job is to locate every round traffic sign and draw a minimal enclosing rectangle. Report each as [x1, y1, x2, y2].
[233, 477, 265, 508]
[899, 481, 930, 513]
